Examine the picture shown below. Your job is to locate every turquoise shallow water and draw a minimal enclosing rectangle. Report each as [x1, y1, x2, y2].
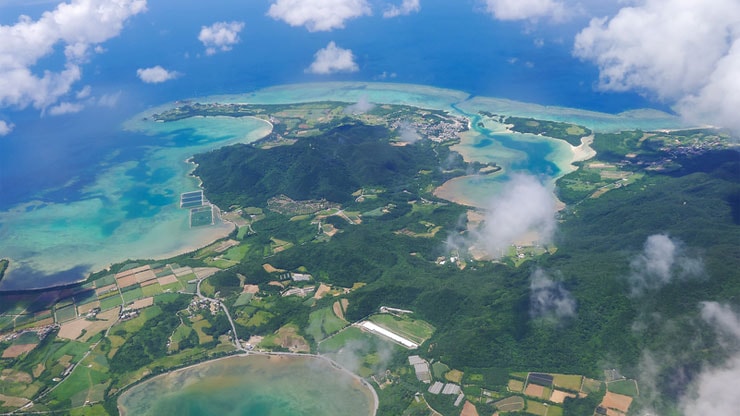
[0, 82, 690, 289]
[117, 355, 376, 416]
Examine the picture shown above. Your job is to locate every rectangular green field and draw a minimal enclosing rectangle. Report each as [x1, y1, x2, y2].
[94, 274, 116, 287]
[525, 400, 548, 416]
[552, 374, 583, 391]
[141, 283, 163, 297]
[121, 287, 144, 304]
[162, 281, 184, 292]
[99, 294, 123, 311]
[608, 379, 639, 397]
[367, 314, 434, 344]
[319, 327, 375, 353]
[55, 305, 78, 322]
[306, 307, 347, 342]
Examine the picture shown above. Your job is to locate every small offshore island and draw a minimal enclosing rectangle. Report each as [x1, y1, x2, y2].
[0, 85, 738, 416]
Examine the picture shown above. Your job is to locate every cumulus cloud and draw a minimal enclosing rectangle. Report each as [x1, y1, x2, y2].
[396, 121, 422, 143]
[136, 66, 180, 83]
[48, 101, 84, 116]
[628, 234, 704, 295]
[344, 96, 375, 114]
[306, 41, 359, 74]
[198, 21, 244, 55]
[478, 174, 556, 258]
[679, 302, 740, 415]
[482, 0, 566, 21]
[530, 268, 576, 321]
[268, 0, 371, 32]
[0, 0, 147, 111]
[383, 0, 420, 18]
[0, 120, 14, 136]
[573, 0, 740, 132]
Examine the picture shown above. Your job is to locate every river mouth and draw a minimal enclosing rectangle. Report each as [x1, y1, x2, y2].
[117, 354, 377, 416]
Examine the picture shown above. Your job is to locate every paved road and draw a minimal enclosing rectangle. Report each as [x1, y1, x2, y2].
[196, 278, 244, 351]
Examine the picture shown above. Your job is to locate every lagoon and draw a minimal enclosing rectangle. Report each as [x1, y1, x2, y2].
[0, 82, 690, 290]
[117, 354, 376, 416]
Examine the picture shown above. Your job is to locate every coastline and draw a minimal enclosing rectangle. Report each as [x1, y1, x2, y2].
[118, 352, 379, 416]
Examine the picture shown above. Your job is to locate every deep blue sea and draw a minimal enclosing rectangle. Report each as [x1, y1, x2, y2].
[0, 0, 678, 289]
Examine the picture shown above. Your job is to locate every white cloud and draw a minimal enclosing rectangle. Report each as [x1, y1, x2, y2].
[198, 21, 244, 55]
[396, 121, 421, 143]
[530, 268, 577, 321]
[344, 96, 375, 114]
[628, 234, 704, 295]
[306, 41, 359, 74]
[573, 0, 740, 132]
[478, 174, 556, 258]
[679, 302, 740, 415]
[0, 120, 14, 136]
[48, 101, 84, 116]
[136, 66, 180, 83]
[75, 85, 91, 100]
[96, 91, 121, 108]
[383, 0, 420, 18]
[0, 0, 147, 111]
[482, 0, 566, 21]
[268, 0, 371, 32]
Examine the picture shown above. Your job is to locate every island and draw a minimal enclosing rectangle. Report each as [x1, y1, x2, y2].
[0, 99, 738, 416]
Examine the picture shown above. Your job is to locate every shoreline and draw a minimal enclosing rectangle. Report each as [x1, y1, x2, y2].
[118, 351, 379, 416]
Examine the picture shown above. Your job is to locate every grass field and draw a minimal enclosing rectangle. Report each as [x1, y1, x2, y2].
[367, 314, 434, 345]
[508, 379, 524, 392]
[432, 361, 450, 379]
[525, 400, 549, 416]
[608, 379, 639, 397]
[94, 274, 116, 287]
[55, 305, 77, 323]
[319, 327, 376, 353]
[191, 318, 213, 344]
[306, 307, 347, 342]
[445, 369, 464, 383]
[121, 287, 144, 304]
[582, 378, 603, 394]
[224, 244, 250, 262]
[233, 292, 253, 307]
[141, 283, 163, 297]
[552, 374, 583, 391]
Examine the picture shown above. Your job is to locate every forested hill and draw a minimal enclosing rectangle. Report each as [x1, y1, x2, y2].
[192, 121, 461, 208]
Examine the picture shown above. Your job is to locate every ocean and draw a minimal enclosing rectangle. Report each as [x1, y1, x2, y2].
[0, 1, 687, 289]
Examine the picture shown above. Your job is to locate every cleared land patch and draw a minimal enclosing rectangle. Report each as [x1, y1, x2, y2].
[550, 389, 577, 404]
[367, 313, 434, 345]
[58, 317, 93, 340]
[601, 391, 633, 414]
[494, 396, 524, 412]
[2, 343, 37, 358]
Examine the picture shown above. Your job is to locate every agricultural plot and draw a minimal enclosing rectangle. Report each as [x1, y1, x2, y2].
[307, 308, 347, 342]
[581, 377, 603, 394]
[367, 313, 434, 345]
[121, 286, 144, 304]
[55, 305, 77, 323]
[525, 400, 549, 416]
[494, 396, 525, 412]
[94, 274, 116, 287]
[552, 374, 583, 391]
[607, 379, 639, 397]
[432, 361, 450, 379]
[98, 293, 123, 311]
[508, 378, 524, 393]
